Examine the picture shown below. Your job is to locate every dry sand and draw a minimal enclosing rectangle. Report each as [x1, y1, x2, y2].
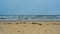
[0, 21, 60, 34]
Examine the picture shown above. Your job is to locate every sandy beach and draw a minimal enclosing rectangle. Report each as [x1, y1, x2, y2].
[0, 20, 60, 34]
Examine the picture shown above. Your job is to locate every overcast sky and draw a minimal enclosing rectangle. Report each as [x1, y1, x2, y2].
[0, 0, 60, 15]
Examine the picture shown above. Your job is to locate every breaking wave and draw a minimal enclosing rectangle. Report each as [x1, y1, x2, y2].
[0, 15, 60, 20]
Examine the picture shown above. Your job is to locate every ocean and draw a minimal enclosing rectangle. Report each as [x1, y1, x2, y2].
[0, 15, 60, 20]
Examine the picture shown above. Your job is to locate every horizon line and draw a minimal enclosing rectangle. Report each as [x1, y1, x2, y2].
[0, 15, 60, 16]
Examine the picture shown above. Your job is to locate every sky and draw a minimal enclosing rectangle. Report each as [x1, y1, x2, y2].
[0, 0, 60, 15]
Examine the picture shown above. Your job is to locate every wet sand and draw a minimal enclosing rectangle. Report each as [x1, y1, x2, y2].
[0, 21, 60, 34]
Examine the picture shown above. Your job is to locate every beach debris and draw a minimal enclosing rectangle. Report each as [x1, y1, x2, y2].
[0, 30, 4, 31]
[52, 23, 60, 25]
[0, 27, 2, 28]
[17, 31, 24, 33]
[7, 23, 12, 24]
[24, 22, 26, 24]
[17, 31, 21, 32]
[3, 23, 5, 24]
[47, 24, 49, 25]
[16, 23, 19, 24]
[32, 22, 35, 24]
[38, 23, 42, 26]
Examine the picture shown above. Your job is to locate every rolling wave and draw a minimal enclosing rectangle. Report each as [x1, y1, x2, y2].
[0, 15, 60, 20]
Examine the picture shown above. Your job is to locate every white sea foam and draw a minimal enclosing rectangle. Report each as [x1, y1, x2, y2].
[0, 15, 60, 20]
